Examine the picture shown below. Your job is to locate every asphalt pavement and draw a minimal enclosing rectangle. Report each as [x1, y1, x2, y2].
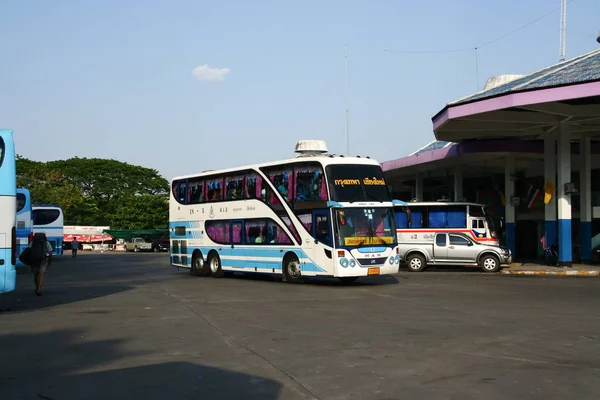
[1, 252, 599, 400]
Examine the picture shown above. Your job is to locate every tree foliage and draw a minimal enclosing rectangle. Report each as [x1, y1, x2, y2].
[16, 156, 169, 228]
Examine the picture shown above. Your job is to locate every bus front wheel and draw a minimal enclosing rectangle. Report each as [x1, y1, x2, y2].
[283, 255, 302, 284]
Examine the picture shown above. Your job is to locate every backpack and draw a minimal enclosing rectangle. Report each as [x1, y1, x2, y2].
[30, 239, 47, 265]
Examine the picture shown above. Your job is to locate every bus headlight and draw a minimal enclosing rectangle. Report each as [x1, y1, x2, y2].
[340, 258, 349, 268]
[395, 255, 401, 264]
[389, 256, 395, 264]
[349, 259, 356, 268]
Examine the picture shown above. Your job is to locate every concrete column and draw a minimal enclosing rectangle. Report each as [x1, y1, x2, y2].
[580, 136, 592, 261]
[454, 167, 463, 201]
[557, 122, 572, 266]
[504, 155, 516, 256]
[415, 173, 423, 201]
[544, 136, 557, 248]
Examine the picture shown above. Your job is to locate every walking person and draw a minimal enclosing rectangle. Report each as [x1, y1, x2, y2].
[30, 232, 53, 296]
[71, 238, 79, 259]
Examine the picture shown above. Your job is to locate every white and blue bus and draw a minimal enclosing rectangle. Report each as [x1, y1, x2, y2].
[0, 129, 17, 293]
[16, 188, 33, 267]
[169, 140, 401, 283]
[33, 204, 64, 256]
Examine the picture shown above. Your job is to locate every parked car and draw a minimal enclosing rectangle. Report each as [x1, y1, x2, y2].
[398, 232, 512, 272]
[124, 237, 153, 252]
[152, 238, 170, 252]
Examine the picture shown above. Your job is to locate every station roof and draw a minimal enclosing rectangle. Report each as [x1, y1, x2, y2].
[432, 49, 600, 142]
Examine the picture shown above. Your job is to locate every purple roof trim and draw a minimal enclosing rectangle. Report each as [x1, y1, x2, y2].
[433, 81, 600, 130]
[382, 139, 600, 172]
[382, 140, 543, 171]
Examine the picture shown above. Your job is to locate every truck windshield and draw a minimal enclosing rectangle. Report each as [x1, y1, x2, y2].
[333, 207, 397, 247]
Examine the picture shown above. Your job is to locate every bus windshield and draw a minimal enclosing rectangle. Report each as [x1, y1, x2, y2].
[326, 164, 390, 203]
[334, 207, 397, 247]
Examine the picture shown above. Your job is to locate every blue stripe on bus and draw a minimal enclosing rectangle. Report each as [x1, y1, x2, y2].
[34, 226, 63, 230]
[171, 246, 326, 273]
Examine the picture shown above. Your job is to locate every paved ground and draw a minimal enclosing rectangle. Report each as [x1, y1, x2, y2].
[1, 253, 600, 400]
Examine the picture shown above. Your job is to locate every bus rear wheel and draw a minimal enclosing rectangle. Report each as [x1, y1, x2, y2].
[208, 252, 224, 278]
[191, 252, 208, 277]
[283, 255, 302, 284]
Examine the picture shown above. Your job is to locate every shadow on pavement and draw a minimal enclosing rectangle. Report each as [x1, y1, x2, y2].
[0, 284, 134, 313]
[0, 328, 283, 400]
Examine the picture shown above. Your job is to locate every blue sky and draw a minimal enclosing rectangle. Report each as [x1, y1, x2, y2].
[1, 0, 599, 180]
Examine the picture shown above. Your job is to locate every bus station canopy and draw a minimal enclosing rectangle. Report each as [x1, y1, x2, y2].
[432, 49, 600, 142]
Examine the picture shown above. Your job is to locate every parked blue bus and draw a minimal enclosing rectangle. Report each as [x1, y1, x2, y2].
[0, 129, 17, 293]
[33, 204, 64, 256]
[16, 188, 33, 267]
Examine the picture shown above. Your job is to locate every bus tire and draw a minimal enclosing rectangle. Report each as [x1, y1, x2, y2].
[208, 251, 224, 278]
[406, 253, 427, 272]
[191, 251, 208, 277]
[479, 254, 500, 273]
[283, 254, 302, 284]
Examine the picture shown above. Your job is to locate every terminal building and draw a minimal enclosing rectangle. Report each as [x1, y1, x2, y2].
[382, 48, 600, 265]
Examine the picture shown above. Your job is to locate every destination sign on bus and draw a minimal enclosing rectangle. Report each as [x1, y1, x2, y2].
[344, 236, 394, 246]
[334, 177, 386, 187]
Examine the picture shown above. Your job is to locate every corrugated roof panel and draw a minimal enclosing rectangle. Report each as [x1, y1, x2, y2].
[413, 140, 453, 155]
[449, 49, 600, 106]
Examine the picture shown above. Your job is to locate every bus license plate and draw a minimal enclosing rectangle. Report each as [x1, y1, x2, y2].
[367, 267, 380, 275]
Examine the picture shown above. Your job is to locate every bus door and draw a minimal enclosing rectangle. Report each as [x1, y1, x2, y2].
[471, 218, 487, 240]
[307, 209, 333, 272]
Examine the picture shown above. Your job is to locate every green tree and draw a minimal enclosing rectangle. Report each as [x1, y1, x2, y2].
[16, 156, 169, 227]
[49, 158, 169, 225]
[112, 194, 169, 229]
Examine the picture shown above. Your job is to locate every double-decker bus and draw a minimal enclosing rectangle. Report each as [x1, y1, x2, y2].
[393, 201, 498, 245]
[33, 204, 64, 256]
[169, 140, 400, 283]
[16, 188, 33, 267]
[0, 129, 17, 294]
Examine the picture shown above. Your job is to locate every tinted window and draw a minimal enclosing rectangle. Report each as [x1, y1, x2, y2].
[314, 213, 332, 246]
[449, 235, 469, 246]
[206, 221, 229, 244]
[232, 222, 242, 244]
[326, 164, 390, 203]
[225, 175, 245, 200]
[189, 179, 205, 204]
[17, 193, 26, 212]
[0, 136, 4, 168]
[436, 234, 446, 247]
[33, 209, 60, 225]
[294, 163, 326, 202]
[206, 178, 223, 201]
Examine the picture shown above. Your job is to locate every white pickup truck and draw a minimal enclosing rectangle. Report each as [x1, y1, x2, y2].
[398, 232, 512, 273]
[124, 237, 153, 252]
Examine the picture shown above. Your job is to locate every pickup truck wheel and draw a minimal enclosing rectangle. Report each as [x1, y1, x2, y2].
[407, 253, 427, 272]
[134, 247, 139, 253]
[208, 252, 224, 278]
[480, 254, 500, 273]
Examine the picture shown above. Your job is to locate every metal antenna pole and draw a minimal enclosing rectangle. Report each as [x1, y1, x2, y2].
[559, 0, 567, 61]
[345, 45, 350, 156]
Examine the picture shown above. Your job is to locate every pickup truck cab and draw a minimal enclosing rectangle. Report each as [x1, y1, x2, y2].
[398, 232, 512, 273]
[125, 237, 153, 252]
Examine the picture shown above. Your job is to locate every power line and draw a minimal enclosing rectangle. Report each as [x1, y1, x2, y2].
[384, 0, 576, 55]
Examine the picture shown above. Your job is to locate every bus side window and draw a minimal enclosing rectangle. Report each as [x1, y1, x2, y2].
[472, 220, 478, 229]
[189, 179, 204, 204]
[178, 181, 187, 204]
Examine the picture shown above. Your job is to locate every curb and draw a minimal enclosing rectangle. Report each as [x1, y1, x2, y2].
[501, 269, 600, 276]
